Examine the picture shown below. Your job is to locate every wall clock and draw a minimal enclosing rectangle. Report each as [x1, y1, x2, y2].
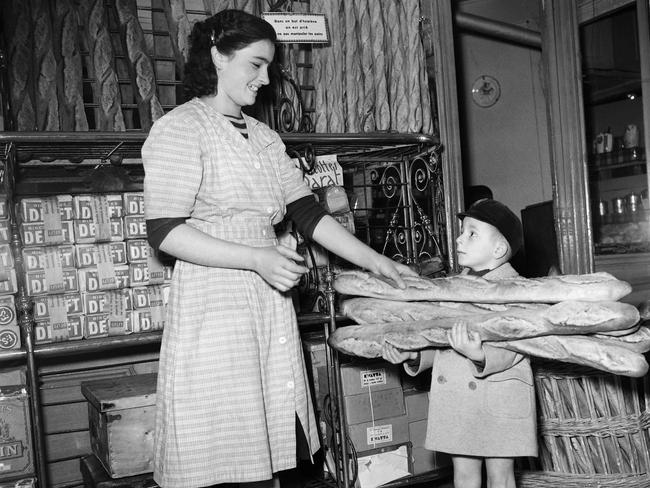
[471, 75, 501, 108]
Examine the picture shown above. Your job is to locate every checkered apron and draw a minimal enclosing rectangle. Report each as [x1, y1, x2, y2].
[142, 99, 320, 488]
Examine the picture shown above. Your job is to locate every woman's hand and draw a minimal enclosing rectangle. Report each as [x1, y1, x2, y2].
[447, 321, 485, 363]
[252, 245, 309, 292]
[371, 254, 419, 289]
[381, 342, 419, 365]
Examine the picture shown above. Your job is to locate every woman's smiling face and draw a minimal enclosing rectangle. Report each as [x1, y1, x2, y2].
[214, 39, 275, 115]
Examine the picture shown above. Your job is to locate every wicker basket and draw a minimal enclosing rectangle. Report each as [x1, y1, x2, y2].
[517, 360, 650, 486]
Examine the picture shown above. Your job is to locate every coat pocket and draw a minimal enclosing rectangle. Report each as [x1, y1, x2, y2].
[484, 370, 534, 420]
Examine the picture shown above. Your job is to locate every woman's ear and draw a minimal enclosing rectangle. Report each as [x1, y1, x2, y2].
[211, 46, 228, 71]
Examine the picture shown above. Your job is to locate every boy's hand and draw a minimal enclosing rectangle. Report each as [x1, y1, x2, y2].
[448, 321, 485, 364]
[381, 342, 419, 365]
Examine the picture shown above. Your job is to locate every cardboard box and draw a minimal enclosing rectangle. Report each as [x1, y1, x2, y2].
[22, 245, 75, 271]
[75, 242, 128, 268]
[347, 414, 409, 453]
[123, 192, 145, 216]
[20, 221, 74, 246]
[411, 447, 451, 475]
[32, 293, 84, 319]
[123, 215, 147, 239]
[302, 332, 328, 411]
[0, 382, 34, 480]
[340, 360, 401, 396]
[19, 195, 74, 222]
[73, 219, 124, 243]
[81, 373, 156, 478]
[78, 266, 130, 292]
[34, 315, 84, 344]
[73, 194, 124, 220]
[404, 389, 429, 422]
[344, 387, 405, 425]
[24, 268, 78, 296]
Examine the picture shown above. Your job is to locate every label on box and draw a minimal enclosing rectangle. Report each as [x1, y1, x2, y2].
[33, 293, 83, 319]
[43, 197, 65, 245]
[22, 245, 74, 271]
[0, 245, 13, 270]
[107, 290, 128, 336]
[124, 215, 147, 239]
[0, 270, 17, 296]
[19, 195, 74, 222]
[75, 242, 127, 268]
[367, 424, 393, 445]
[0, 198, 8, 221]
[123, 192, 145, 215]
[49, 295, 71, 341]
[20, 221, 74, 246]
[361, 369, 388, 388]
[0, 324, 20, 350]
[43, 247, 65, 294]
[25, 269, 78, 296]
[0, 221, 11, 244]
[0, 388, 34, 477]
[0, 296, 16, 328]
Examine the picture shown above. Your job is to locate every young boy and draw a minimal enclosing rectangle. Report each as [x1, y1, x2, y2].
[382, 198, 537, 488]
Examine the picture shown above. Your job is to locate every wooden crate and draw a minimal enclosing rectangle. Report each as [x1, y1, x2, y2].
[81, 373, 157, 478]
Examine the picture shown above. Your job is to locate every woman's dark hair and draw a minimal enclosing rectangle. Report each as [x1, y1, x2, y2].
[183, 9, 277, 100]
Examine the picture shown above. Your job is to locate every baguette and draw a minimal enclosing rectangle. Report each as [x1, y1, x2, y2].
[334, 270, 632, 303]
[329, 300, 640, 356]
[491, 335, 649, 377]
[593, 325, 650, 353]
[343, 297, 545, 324]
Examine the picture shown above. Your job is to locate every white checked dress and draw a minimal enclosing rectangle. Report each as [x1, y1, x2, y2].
[142, 98, 320, 488]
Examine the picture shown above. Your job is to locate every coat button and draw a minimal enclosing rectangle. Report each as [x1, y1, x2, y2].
[279, 337, 287, 344]
[468, 381, 477, 390]
[437, 375, 446, 384]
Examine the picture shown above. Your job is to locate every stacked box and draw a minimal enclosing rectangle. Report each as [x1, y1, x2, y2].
[0, 196, 19, 349]
[0, 368, 34, 480]
[404, 389, 451, 474]
[301, 331, 328, 412]
[19, 191, 172, 343]
[340, 361, 409, 454]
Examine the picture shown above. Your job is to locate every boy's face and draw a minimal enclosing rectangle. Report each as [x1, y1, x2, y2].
[456, 217, 504, 271]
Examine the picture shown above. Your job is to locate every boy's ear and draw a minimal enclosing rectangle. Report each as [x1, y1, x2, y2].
[493, 238, 509, 260]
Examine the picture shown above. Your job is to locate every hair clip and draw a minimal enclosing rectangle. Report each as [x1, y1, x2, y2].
[210, 31, 217, 46]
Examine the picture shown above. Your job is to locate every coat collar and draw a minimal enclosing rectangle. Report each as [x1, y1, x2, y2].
[460, 262, 519, 279]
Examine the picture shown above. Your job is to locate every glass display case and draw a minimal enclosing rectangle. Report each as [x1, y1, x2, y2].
[580, 1, 650, 303]
[582, 4, 648, 254]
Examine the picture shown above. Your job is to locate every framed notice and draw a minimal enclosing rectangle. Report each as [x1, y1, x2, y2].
[262, 12, 329, 44]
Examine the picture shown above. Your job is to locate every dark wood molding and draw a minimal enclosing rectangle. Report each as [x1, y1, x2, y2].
[541, 0, 594, 274]
[422, 0, 464, 271]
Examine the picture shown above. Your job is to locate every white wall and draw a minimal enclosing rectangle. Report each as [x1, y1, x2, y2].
[456, 0, 552, 218]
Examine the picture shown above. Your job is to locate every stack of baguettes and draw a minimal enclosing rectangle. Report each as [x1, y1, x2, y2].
[329, 270, 650, 377]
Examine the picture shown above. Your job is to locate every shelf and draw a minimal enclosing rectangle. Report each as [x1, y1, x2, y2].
[0, 131, 440, 163]
[34, 331, 163, 359]
[0, 312, 342, 361]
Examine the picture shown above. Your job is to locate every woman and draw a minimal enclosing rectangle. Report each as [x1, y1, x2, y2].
[142, 9, 415, 488]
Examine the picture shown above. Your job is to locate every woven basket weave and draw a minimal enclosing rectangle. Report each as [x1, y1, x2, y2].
[517, 360, 650, 486]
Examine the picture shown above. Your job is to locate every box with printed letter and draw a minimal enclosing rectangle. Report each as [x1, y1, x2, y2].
[0, 368, 34, 480]
[81, 373, 156, 478]
[0, 296, 19, 350]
